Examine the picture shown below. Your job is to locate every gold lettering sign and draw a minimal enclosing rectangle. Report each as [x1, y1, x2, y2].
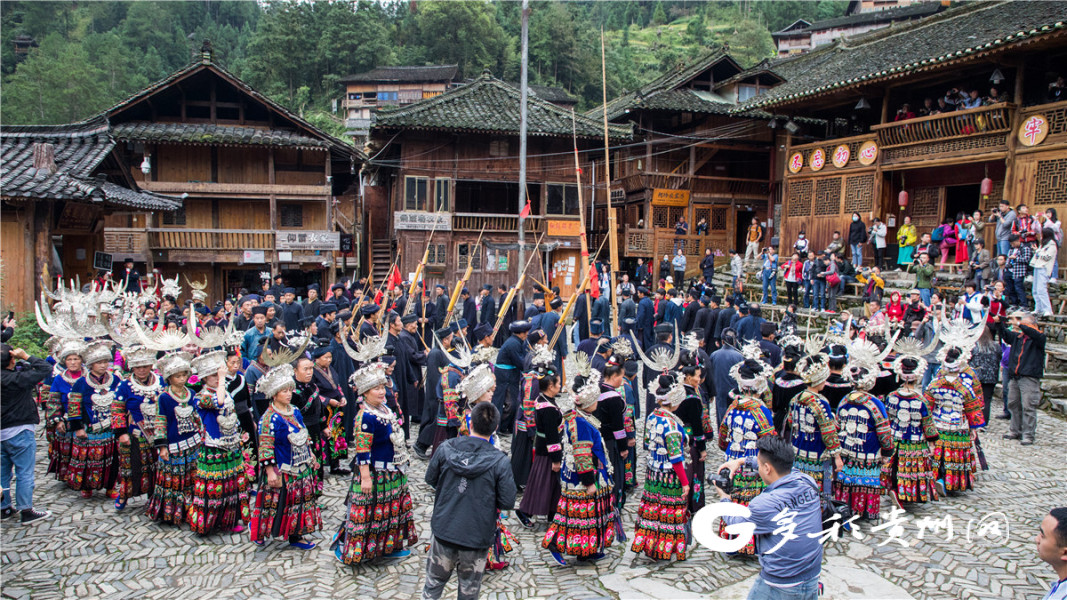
[1018, 115, 1049, 147]
[788, 152, 804, 174]
[547, 220, 581, 236]
[832, 144, 850, 168]
[858, 140, 879, 165]
[651, 188, 691, 207]
[810, 148, 826, 171]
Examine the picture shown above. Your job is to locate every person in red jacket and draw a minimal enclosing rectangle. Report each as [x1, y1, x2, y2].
[885, 291, 905, 323]
[781, 252, 804, 307]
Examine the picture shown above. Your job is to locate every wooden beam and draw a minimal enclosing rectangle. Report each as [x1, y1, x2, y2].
[880, 86, 891, 125]
[1003, 66, 1027, 205]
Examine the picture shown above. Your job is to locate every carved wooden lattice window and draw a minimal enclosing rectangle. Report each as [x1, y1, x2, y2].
[1047, 106, 1067, 135]
[813, 178, 842, 216]
[652, 206, 671, 228]
[1034, 159, 1067, 206]
[787, 180, 812, 217]
[711, 207, 728, 231]
[843, 174, 874, 213]
[911, 187, 940, 218]
[693, 207, 710, 231]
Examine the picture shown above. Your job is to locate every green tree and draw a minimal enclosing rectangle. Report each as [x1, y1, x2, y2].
[1, 33, 109, 123]
[651, 2, 668, 26]
[413, 1, 512, 80]
[727, 18, 774, 67]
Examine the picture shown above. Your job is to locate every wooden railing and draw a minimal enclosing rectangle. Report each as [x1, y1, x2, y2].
[1018, 99, 1067, 147]
[148, 228, 274, 250]
[141, 181, 329, 197]
[104, 228, 148, 258]
[871, 103, 1015, 148]
[619, 172, 769, 197]
[452, 213, 543, 233]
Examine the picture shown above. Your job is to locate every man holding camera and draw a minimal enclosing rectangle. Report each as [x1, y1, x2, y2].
[1, 343, 53, 524]
[715, 436, 824, 599]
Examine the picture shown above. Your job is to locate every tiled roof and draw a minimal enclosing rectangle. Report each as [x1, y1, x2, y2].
[340, 64, 458, 84]
[105, 53, 359, 160]
[112, 122, 328, 149]
[772, 1, 942, 38]
[596, 50, 746, 120]
[529, 85, 578, 104]
[373, 72, 632, 140]
[744, 1, 1067, 110]
[0, 117, 181, 211]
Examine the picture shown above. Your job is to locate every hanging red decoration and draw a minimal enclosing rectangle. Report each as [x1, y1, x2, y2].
[898, 190, 909, 209]
[981, 177, 993, 198]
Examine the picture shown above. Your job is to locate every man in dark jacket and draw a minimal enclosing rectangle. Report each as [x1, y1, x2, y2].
[713, 296, 735, 349]
[0, 344, 52, 523]
[461, 288, 477, 331]
[1001, 312, 1046, 445]
[636, 287, 655, 349]
[478, 285, 496, 326]
[491, 320, 530, 435]
[708, 329, 744, 426]
[735, 303, 767, 342]
[415, 327, 456, 458]
[680, 288, 700, 332]
[700, 248, 716, 282]
[423, 403, 517, 598]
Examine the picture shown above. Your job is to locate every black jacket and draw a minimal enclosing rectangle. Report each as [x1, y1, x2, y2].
[848, 220, 868, 245]
[426, 435, 517, 549]
[1001, 323, 1046, 379]
[1, 356, 50, 430]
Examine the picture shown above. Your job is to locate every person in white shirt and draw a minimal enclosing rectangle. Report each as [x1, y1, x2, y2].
[1037, 507, 1067, 600]
[870, 217, 888, 270]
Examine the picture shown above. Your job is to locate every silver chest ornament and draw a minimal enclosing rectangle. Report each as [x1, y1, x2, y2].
[174, 402, 199, 435]
[288, 426, 312, 468]
[91, 390, 114, 429]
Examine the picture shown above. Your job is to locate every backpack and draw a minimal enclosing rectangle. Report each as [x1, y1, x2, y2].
[931, 225, 945, 242]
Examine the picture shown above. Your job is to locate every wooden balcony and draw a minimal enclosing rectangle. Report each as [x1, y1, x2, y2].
[140, 180, 330, 198]
[452, 213, 544, 233]
[872, 103, 1014, 166]
[149, 228, 274, 250]
[104, 228, 148, 260]
[618, 172, 768, 198]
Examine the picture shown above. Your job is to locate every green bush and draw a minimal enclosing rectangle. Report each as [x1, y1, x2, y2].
[6, 312, 49, 358]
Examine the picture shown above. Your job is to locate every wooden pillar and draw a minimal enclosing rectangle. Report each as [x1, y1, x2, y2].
[32, 200, 52, 302]
[268, 149, 279, 276]
[880, 87, 891, 125]
[1003, 68, 1027, 205]
[145, 211, 155, 274]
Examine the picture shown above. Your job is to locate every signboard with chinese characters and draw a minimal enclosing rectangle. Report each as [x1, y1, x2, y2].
[651, 188, 690, 207]
[394, 211, 452, 231]
[1017, 114, 1049, 147]
[275, 231, 340, 251]
[547, 219, 581, 236]
[858, 140, 879, 165]
[832, 144, 851, 168]
[810, 148, 826, 171]
[242, 250, 265, 264]
[788, 152, 803, 174]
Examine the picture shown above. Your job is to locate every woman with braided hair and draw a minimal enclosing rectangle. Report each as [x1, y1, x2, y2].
[717, 358, 776, 555]
[632, 373, 691, 561]
[882, 345, 941, 505]
[542, 372, 616, 566]
[784, 353, 843, 495]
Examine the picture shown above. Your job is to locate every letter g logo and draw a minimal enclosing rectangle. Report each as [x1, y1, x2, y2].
[691, 502, 756, 553]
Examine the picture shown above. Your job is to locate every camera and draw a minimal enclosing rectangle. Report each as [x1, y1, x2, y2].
[709, 467, 734, 494]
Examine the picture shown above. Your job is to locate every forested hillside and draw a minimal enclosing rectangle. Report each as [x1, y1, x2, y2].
[0, 1, 847, 132]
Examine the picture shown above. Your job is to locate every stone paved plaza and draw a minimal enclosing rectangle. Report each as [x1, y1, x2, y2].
[2, 404, 1064, 600]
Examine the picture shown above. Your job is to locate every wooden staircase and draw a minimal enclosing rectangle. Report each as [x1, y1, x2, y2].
[371, 238, 392, 283]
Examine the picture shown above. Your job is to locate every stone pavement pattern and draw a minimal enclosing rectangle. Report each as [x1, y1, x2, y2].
[2, 400, 1063, 600]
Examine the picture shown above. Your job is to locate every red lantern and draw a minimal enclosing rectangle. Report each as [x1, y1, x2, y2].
[980, 177, 994, 198]
[898, 189, 909, 210]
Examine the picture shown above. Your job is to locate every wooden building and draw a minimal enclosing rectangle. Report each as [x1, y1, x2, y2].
[1, 117, 181, 314]
[596, 51, 779, 283]
[101, 51, 360, 301]
[742, 1, 1067, 270]
[365, 70, 632, 298]
[772, 1, 943, 57]
[340, 65, 459, 139]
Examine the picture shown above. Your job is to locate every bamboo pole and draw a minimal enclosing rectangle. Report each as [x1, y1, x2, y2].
[443, 224, 487, 326]
[402, 217, 440, 317]
[570, 109, 594, 336]
[546, 235, 610, 353]
[601, 28, 620, 337]
[491, 231, 545, 340]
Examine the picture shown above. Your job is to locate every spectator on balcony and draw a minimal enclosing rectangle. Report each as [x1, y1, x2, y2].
[943, 87, 967, 110]
[672, 250, 687, 288]
[695, 216, 708, 236]
[961, 89, 983, 110]
[793, 231, 809, 256]
[918, 97, 938, 117]
[674, 215, 688, 252]
[1048, 75, 1066, 102]
[824, 230, 844, 257]
[744, 218, 763, 262]
[893, 103, 916, 122]
[984, 86, 1008, 105]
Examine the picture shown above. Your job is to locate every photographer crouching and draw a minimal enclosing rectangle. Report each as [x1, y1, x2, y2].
[713, 436, 823, 600]
[0, 343, 53, 523]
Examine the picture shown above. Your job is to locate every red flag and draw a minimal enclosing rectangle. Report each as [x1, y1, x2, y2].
[387, 265, 402, 291]
[519, 200, 531, 220]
